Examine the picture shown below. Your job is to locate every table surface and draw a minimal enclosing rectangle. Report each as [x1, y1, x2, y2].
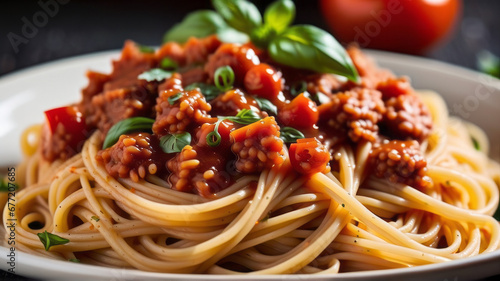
[1, 0, 499, 280]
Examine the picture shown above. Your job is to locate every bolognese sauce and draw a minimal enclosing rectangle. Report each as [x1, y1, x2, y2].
[40, 36, 433, 197]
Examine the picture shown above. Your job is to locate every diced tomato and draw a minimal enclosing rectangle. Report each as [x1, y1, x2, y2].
[44, 106, 88, 148]
[230, 116, 282, 152]
[279, 93, 319, 129]
[289, 138, 331, 175]
[197, 120, 234, 148]
[244, 63, 283, 101]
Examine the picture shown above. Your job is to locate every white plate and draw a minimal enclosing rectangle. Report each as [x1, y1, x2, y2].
[1, 50, 499, 280]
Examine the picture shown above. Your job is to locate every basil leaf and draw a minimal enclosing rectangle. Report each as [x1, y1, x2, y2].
[268, 25, 359, 82]
[280, 126, 305, 143]
[254, 96, 277, 116]
[224, 109, 262, 125]
[0, 179, 17, 192]
[69, 258, 80, 263]
[102, 117, 155, 149]
[290, 80, 307, 97]
[37, 231, 70, 251]
[138, 68, 173, 82]
[163, 10, 227, 43]
[212, 0, 262, 34]
[91, 216, 100, 222]
[216, 27, 250, 44]
[160, 132, 192, 154]
[185, 82, 223, 101]
[264, 0, 295, 33]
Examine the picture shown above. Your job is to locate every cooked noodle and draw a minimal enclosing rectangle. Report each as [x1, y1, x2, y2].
[4, 90, 499, 274]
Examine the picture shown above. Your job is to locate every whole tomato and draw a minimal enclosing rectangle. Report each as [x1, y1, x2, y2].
[319, 0, 462, 54]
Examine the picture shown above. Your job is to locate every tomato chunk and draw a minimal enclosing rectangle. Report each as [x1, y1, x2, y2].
[289, 138, 330, 175]
[279, 93, 319, 129]
[44, 106, 88, 148]
[244, 63, 283, 101]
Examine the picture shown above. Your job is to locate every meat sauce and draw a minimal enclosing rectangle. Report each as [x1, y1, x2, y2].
[41, 35, 434, 197]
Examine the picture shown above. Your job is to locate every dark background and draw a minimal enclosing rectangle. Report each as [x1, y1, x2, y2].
[1, 0, 499, 280]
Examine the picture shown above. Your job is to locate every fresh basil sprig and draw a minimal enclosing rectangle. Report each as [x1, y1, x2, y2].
[37, 231, 70, 251]
[163, 0, 359, 82]
[138, 68, 173, 82]
[280, 126, 305, 143]
[269, 25, 359, 82]
[254, 96, 277, 116]
[102, 117, 155, 149]
[163, 10, 248, 44]
[160, 132, 192, 153]
[185, 82, 223, 101]
[206, 109, 262, 147]
[212, 0, 262, 34]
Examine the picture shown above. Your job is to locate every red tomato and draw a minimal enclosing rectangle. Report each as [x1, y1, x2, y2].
[320, 0, 462, 54]
[279, 93, 319, 129]
[244, 63, 283, 101]
[289, 138, 331, 175]
[44, 106, 88, 148]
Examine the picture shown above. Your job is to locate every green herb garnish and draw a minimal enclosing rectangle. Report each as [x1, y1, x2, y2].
[37, 231, 70, 251]
[280, 126, 305, 143]
[138, 68, 173, 82]
[160, 132, 192, 153]
[184, 82, 223, 101]
[471, 136, 481, 151]
[254, 96, 277, 115]
[91, 216, 100, 222]
[102, 117, 155, 149]
[160, 57, 178, 70]
[207, 109, 263, 147]
[0, 179, 18, 192]
[69, 258, 80, 263]
[214, 65, 235, 91]
[168, 92, 183, 105]
[163, 0, 359, 82]
[290, 80, 307, 97]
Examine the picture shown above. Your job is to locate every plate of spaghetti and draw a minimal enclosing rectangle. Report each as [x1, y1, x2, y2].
[1, 0, 500, 280]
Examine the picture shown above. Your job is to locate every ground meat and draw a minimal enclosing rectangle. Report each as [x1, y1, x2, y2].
[370, 140, 431, 189]
[205, 43, 260, 86]
[210, 89, 260, 117]
[79, 71, 110, 114]
[306, 73, 344, 95]
[318, 88, 386, 143]
[158, 73, 183, 93]
[184, 35, 222, 65]
[40, 123, 76, 162]
[376, 77, 413, 100]
[96, 133, 166, 182]
[79, 41, 159, 135]
[166, 144, 232, 197]
[382, 93, 433, 142]
[346, 46, 395, 89]
[153, 88, 216, 136]
[230, 117, 285, 173]
[156, 41, 186, 66]
[89, 87, 156, 135]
